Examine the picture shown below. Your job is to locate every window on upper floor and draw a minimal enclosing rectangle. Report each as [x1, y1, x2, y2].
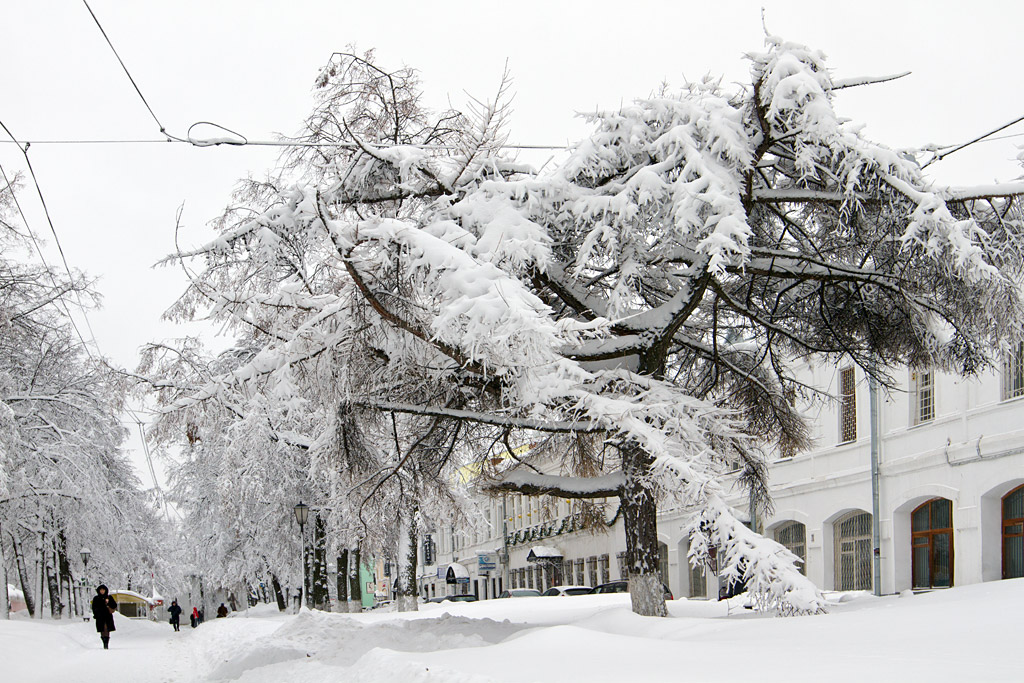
[839, 366, 857, 443]
[1004, 341, 1024, 401]
[910, 370, 935, 425]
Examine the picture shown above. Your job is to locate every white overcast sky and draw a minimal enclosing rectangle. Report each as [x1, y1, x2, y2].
[3, 0, 1023, 489]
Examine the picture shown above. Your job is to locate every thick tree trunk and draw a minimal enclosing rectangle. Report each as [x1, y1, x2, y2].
[336, 550, 349, 613]
[11, 534, 34, 617]
[269, 573, 287, 612]
[56, 531, 70, 620]
[622, 442, 668, 617]
[347, 547, 362, 613]
[396, 511, 419, 612]
[311, 515, 329, 610]
[45, 546, 62, 618]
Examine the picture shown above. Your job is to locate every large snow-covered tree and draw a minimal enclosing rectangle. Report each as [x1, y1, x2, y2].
[159, 39, 1024, 617]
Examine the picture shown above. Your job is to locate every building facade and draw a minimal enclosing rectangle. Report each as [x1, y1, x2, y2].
[419, 354, 1024, 600]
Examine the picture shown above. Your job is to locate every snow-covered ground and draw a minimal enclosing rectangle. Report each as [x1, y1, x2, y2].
[4, 579, 1020, 682]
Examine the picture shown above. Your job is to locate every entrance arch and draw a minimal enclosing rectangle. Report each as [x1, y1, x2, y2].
[911, 498, 954, 588]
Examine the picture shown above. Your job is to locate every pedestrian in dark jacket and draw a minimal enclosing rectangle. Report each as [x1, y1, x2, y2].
[168, 600, 182, 631]
[216, 603, 228, 618]
[90, 585, 117, 649]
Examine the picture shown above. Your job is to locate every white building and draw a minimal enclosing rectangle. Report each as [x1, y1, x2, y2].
[419, 353, 1024, 601]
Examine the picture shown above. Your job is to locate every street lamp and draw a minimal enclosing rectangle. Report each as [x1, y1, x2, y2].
[294, 502, 309, 610]
[80, 549, 92, 621]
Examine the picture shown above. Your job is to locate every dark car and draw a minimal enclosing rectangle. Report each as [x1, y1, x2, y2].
[497, 589, 542, 598]
[591, 581, 673, 600]
[541, 586, 593, 596]
[443, 594, 479, 602]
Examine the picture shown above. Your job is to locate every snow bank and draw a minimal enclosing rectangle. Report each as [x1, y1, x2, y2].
[3, 581, 1024, 682]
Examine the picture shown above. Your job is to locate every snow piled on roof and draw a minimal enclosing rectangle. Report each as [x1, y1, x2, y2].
[445, 563, 469, 579]
[528, 546, 562, 559]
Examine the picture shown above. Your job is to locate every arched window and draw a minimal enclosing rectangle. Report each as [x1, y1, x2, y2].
[774, 521, 807, 575]
[834, 511, 872, 590]
[657, 542, 669, 586]
[912, 498, 953, 588]
[1003, 485, 1024, 579]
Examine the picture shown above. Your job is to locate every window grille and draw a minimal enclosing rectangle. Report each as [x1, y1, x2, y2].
[839, 367, 856, 443]
[616, 551, 628, 580]
[774, 521, 807, 575]
[912, 370, 935, 424]
[834, 511, 872, 591]
[599, 554, 610, 584]
[563, 560, 574, 585]
[576, 558, 585, 586]
[587, 556, 598, 587]
[1005, 342, 1024, 400]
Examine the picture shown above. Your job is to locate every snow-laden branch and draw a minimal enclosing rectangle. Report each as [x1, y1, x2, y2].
[351, 400, 603, 433]
[831, 71, 911, 90]
[484, 470, 624, 499]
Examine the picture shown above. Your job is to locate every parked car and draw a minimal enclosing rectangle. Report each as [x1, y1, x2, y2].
[591, 581, 673, 600]
[541, 585, 593, 596]
[423, 596, 448, 604]
[443, 594, 479, 602]
[497, 589, 542, 598]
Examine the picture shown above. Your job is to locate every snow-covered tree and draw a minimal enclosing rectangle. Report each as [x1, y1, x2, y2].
[158, 39, 1024, 617]
[0, 178, 162, 618]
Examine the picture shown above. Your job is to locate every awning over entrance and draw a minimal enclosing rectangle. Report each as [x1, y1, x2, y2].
[445, 562, 470, 584]
[527, 546, 563, 563]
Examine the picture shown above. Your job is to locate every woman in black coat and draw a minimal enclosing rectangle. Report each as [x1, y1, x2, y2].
[90, 585, 117, 649]
[168, 600, 182, 631]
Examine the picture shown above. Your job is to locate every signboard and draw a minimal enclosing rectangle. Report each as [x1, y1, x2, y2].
[477, 552, 497, 572]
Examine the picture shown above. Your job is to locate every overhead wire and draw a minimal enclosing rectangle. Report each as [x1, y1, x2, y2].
[0, 120, 169, 513]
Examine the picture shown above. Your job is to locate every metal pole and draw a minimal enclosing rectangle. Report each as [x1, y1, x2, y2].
[869, 369, 883, 597]
[299, 521, 307, 611]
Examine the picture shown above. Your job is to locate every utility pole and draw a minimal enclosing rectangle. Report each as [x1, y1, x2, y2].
[869, 369, 883, 597]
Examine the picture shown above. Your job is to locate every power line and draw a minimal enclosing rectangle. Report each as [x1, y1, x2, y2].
[1, 118, 168, 506]
[0, 119, 98, 347]
[0, 137, 573, 151]
[81, 0, 166, 135]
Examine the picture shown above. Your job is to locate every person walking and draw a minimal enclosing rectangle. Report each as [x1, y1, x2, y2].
[90, 585, 117, 649]
[216, 603, 228, 618]
[190, 606, 199, 628]
[168, 600, 182, 632]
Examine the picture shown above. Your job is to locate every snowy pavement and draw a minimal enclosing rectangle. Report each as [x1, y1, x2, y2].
[3, 579, 1021, 682]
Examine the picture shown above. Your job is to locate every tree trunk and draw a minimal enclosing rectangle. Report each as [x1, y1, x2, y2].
[11, 534, 34, 617]
[269, 573, 286, 612]
[336, 550, 349, 613]
[45, 545, 63, 618]
[347, 546, 362, 613]
[56, 530, 70, 620]
[621, 442, 668, 617]
[0, 524, 9, 620]
[396, 511, 419, 612]
[311, 515, 329, 610]
[36, 533, 45, 619]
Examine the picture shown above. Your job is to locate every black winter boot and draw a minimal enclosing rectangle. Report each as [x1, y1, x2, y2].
[102, 637, 109, 649]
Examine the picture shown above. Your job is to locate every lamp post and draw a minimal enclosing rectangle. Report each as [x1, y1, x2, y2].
[80, 549, 91, 621]
[293, 502, 309, 611]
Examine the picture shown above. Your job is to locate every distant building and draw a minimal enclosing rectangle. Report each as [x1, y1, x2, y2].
[420, 356, 1024, 600]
